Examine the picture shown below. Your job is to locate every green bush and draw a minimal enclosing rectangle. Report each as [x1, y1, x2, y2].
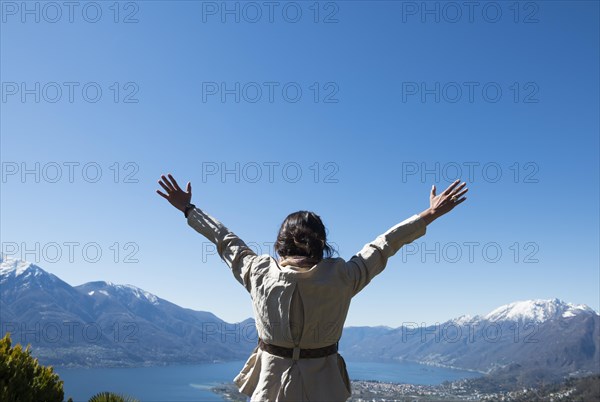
[0, 332, 65, 402]
[88, 392, 140, 402]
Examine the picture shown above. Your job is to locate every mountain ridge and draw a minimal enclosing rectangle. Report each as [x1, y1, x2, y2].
[3, 255, 597, 326]
[1, 256, 598, 386]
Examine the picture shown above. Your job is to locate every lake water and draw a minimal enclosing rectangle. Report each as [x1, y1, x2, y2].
[56, 360, 482, 401]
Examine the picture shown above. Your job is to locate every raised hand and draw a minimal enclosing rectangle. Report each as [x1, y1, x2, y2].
[156, 173, 192, 213]
[430, 179, 468, 214]
[419, 179, 468, 224]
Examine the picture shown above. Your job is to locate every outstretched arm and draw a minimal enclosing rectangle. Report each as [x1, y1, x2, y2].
[156, 174, 258, 292]
[346, 180, 469, 296]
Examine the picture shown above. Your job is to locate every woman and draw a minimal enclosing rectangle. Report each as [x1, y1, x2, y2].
[156, 174, 468, 401]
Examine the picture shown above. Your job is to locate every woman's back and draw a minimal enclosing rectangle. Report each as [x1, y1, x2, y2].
[157, 173, 468, 401]
[249, 256, 354, 349]
[236, 255, 356, 400]
[184, 207, 427, 400]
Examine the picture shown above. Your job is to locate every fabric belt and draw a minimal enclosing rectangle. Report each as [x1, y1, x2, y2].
[258, 338, 338, 360]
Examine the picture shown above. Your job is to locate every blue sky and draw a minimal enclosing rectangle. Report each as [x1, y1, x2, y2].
[1, 1, 598, 327]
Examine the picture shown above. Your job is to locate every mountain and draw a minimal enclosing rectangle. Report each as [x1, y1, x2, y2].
[0, 257, 93, 322]
[0, 256, 256, 367]
[483, 298, 597, 322]
[340, 298, 600, 385]
[1, 255, 598, 386]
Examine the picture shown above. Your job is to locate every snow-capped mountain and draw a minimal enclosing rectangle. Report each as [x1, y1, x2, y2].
[445, 298, 597, 325]
[81, 281, 160, 305]
[0, 256, 256, 367]
[0, 255, 95, 325]
[1, 255, 598, 385]
[0, 256, 36, 277]
[483, 298, 596, 323]
[0, 256, 60, 285]
[450, 313, 478, 325]
[342, 299, 600, 384]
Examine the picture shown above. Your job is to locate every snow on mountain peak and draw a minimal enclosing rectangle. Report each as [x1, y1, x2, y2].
[91, 281, 160, 305]
[451, 314, 481, 325]
[484, 298, 596, 323]
[120, 284, 159, 305]
[0, 256, 46, 283]
[0, 255, 34, 276]
[0, 257, 159, 306]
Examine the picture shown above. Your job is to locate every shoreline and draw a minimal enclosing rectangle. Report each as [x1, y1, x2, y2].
[51, 357, 486, 375]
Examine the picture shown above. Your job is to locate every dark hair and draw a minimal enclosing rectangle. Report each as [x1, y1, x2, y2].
[275, 210, 336, 261]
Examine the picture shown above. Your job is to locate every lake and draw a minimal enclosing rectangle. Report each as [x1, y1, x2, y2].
[55, 360, 482, 401]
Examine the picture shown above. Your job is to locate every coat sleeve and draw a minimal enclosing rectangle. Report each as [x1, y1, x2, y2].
[186, 207, 257, 292]
[345, 214, 427, 297]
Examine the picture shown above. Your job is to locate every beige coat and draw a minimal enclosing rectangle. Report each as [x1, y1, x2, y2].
[187, 208, 427, 401]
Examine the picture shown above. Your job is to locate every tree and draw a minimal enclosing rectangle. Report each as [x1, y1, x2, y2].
[0, 332, 65, 402]
[88, 392, 140, 402]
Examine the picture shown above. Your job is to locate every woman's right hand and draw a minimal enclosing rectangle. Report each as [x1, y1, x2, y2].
[156, 173, 192, 213]
[419, 180, 468, 224]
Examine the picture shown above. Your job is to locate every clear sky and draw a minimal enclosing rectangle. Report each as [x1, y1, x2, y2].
[1, 1, 598, 327]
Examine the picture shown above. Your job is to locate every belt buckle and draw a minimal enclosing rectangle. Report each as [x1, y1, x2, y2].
[292, 346, 301, 360]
